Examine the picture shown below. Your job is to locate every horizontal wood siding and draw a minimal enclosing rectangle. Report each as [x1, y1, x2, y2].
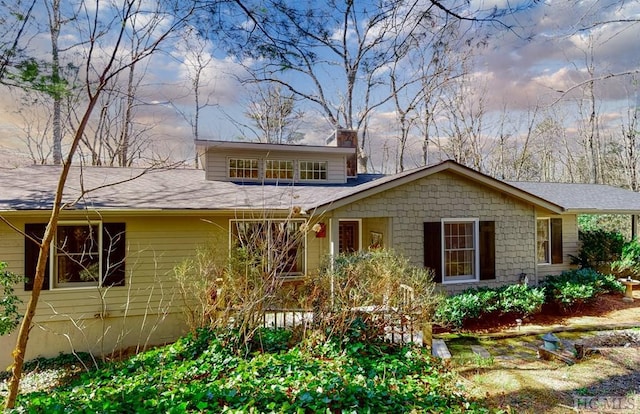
[204, 148, 347, 183]
[0, 215, 230, 323]
[537, 214, 579, 279]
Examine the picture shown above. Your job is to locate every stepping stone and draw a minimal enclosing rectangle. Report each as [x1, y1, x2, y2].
[470, 345, 491, 358]
[432, 339, 451, 359]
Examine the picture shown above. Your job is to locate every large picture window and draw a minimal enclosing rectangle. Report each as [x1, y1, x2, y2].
[24, 222, 126, 291]
[443, 220, 479, 282]
[230, 219, 305, 276]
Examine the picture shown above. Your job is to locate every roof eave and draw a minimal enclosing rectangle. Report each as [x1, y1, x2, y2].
[312, 160, 565, 214]
[195, 139, 355, 154]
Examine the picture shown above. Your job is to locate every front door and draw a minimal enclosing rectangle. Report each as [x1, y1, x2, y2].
[339, 221, 359, 253]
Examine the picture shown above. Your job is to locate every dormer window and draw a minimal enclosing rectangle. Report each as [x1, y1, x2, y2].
[265, 160, 294, 180]
[299, 161, 328, 181]
[229, 158, 259, 179]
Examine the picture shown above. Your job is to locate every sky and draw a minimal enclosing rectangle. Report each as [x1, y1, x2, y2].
[0, 0, 638, 170]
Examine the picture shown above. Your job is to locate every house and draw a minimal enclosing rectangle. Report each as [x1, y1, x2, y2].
[1, 129, 640, 367]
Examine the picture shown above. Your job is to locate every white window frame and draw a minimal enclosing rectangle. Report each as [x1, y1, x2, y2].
[50, 221, 103, 289]
[228, 157, 260, 180]
[264, 159, 294, 180]
[537, 218, 551, 265]
[229, 219, 307, 278]
[299, 160, 328, 181]
[441, 218, 480, 284]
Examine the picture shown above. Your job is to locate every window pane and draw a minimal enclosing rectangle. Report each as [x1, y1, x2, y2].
[537, 219, 550, 263]
[55, 225, 100, 287]
[229, 158, 259, 179]
[299, 161, 328, 181]
[265, 160, 293, 180]
[231, 220, 305, 276]
[444, 221, 475, 280]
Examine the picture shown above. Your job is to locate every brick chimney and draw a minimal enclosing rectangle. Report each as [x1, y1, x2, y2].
[335, 129, 357, 178]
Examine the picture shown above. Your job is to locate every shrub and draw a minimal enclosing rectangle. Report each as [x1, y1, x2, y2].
[311, 249, 442, 343]
[0, 261, 24, 336]
[434, 283, 545, 329]
[543, 268, 624, 310]
[571, 229, 625, 271]
[611, 238, 640, 277]
[498, 284, 545, 315]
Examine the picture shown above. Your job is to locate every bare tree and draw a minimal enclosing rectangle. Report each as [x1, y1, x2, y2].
[244, 82, 305, 144]
[3, 0, 196, 407]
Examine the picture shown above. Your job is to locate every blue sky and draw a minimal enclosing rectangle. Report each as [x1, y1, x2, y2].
[0, 0, 638, 169]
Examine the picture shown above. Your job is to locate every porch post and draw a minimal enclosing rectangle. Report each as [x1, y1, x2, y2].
[329, 217, 340, 307]
[633, 214, 638, 240]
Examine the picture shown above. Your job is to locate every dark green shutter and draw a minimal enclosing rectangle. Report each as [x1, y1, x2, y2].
[24, 223, 50, 291]
[423, 222, 442, 283]
[479, 221, 496, 280]
[102, 223, 126, 287]
[551, 218, 563, 264]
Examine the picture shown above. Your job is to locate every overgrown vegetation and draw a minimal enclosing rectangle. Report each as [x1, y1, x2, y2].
[542, 268, 624, 310]
[612, 238, 640, 277]
[434, 284, 545, 329]
[570, 229, 625, 271]
[310, 250, 441, 342]
[175, 244, 442, 347]
[5, 329, 491, 413]
[0, 262, 23, 336]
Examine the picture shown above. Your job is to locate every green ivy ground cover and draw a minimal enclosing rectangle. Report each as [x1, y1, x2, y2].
[8, 329, 494, 413]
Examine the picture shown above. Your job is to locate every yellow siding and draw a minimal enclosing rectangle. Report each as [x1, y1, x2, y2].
[0, 213, 231, 367]
[536, 213, 579, 279]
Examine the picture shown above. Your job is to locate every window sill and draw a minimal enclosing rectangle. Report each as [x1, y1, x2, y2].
[441, 278, 479, 285]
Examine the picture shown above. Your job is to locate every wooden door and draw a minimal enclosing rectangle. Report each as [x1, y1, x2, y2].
[339, 221, 359, 253]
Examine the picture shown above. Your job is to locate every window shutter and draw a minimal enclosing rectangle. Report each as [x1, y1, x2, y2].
[551, 218, 563, 264]
[102, 223, 126, 287]
[423, 222, 442, 283]
[24, 223, 50, 291]
[479, 221, 496, 280]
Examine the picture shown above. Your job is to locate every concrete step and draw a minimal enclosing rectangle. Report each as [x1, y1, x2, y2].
[432, 339, 451, 359]
[470, 345, 491, 358]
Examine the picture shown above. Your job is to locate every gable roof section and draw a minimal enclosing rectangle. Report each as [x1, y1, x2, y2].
[507, 181, 640, 214]
[310, 160, 565, 214]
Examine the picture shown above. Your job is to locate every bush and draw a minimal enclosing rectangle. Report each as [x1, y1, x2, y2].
[571, 229, 625, 271]
[434, 284, 545, 329]
[543, 268, 624, 310]
[0, 261, 24, 336]
[611, 238, 640, 277]
[311, 249, 442, 343]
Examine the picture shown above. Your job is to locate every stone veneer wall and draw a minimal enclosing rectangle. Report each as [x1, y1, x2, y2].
[332, 171, 537, 293]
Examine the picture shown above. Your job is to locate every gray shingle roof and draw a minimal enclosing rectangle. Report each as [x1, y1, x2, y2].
[507, 181, 640, 213]
[0, 165, 384, 212]
[2, 164, 639, 214]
